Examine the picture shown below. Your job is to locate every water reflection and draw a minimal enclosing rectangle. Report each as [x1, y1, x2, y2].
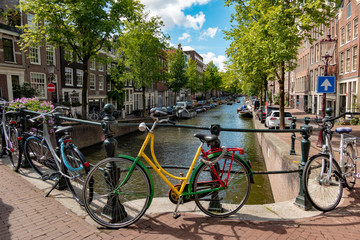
[82, 97, 274, 204]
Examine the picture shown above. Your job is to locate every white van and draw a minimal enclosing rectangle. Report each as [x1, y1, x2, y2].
[175, 102, 187, 110]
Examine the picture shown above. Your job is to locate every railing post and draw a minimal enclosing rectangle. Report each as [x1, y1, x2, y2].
[294, 117, 313, 210]
[101, 104, 127, 221]
[289, 116, 297, 155]
[19, 107, 31, 168]
[53, 112, 68, 190]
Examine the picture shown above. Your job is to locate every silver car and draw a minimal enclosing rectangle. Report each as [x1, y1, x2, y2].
[265, 111, 292, 129]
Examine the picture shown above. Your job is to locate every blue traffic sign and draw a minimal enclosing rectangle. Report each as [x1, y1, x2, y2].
[317, 76, 336, 93]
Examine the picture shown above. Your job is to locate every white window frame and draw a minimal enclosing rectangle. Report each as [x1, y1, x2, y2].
[46, 45, 56, 66]
[346, 22, 351, 43]
[346, 49, 351, 73]
[65, 67, 73, 86]
[30, 72, 46, 99]
[29, 46, 41, 64]
[353, 45, 358, 72]
[98, 62, 104, 72]
[98, 75, 104, 90]
[354, 17, 358, 39]
[90, 74, 96, 90]
[90, 58, 96, 70]
[76, 69, 83, 87]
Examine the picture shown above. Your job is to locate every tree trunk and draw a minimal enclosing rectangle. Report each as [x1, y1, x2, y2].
[81, 57, 90, 120]
[142, 87, 146, 117]
[279, 61, 285, 129]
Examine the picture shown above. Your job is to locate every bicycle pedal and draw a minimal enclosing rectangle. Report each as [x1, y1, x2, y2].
[173, 212, 181, 219]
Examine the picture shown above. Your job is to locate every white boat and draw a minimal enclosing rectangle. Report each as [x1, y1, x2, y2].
[176, 109, 197, 119]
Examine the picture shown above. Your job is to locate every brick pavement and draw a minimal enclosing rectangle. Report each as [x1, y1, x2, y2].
[2, 108, 360, 239]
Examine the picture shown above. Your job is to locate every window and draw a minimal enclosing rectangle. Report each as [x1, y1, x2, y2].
[90, 58, 96, 70]
[353, 46, 358, 71]
[65, 68, 73, 86]
[76, 69, 83, 86]
[98, 62, 104, 72]
[310, 46, 314, 64]
[30, 73, 46, 98]
[346, 49, 351, 73]
[335, 20, 338, 37]
[316, 44, 320, 62]
[346, 23, 351, 42]
[107, 81, 111, 92]
[46, 45, 55, 65]
[341, 27, 345, 45]
[29, 46, 40, 64]
[347, 2, 352, 19]
[3, 38, 15, 62]
[354, 18, 358, 39]
[340, 52, 344, 74]
[98, 75, 104, 90]
[27, 13, 35, 28]
[90, 74, 95, 90]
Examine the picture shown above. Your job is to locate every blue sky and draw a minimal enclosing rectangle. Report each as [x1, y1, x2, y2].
[140, 0, 235, 71]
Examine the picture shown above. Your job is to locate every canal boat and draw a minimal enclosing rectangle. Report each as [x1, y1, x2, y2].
[237, 104, 253, 118]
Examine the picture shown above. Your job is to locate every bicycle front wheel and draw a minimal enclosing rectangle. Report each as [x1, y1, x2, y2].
[9, 126, 22, 171]
[61, 146, 90, 205]
[343, 142, 357, 189]
[24, 136, 58, 177]
[303, 154, 343, 212]
[83, 157, 151, 228]
[192, 155, 251, 217]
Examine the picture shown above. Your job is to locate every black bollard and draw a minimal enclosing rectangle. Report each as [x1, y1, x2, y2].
[289, 116, 297, 155]
[101, 104, 127, 222]
[294, 117, 313, 210]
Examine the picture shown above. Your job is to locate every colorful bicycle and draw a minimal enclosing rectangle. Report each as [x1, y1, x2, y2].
[82, 111, 253, 228]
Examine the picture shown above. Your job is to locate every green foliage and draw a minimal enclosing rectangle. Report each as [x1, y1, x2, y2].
[274, 94, 280, 105]
[167, 49, 188, 94]
[186, 58, 200, 96]
[3, 8, 21, 27]
[18, 0, 142, 118]
[107, 65, 126, 108]
[203, 61, 222, 97]
[338, 117, 345, 126]
[350, 117, 359, 125]
[224, 0, 338, 128]
[12, 82, 37, 99]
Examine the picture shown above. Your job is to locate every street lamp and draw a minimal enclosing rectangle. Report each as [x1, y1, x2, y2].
[47, 64, 56, 103]
[317, 33, 336, 146]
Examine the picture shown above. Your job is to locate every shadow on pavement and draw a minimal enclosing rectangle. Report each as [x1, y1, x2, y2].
[0, 197, 14, 240]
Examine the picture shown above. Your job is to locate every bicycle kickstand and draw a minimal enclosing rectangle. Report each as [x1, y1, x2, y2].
[173, 196, 183, 219]
[44, 176, 63, 198]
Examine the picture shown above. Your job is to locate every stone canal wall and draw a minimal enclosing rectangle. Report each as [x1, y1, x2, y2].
[253, 118, 303, 202]
[63, 120, 140, 149]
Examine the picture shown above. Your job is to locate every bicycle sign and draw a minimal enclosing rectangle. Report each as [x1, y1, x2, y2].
[317, 76, 336, 93]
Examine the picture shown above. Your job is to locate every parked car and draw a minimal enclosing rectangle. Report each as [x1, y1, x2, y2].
[165, 106, 176, 115]
[256, 106, 266, 123]
[265, 111, 292, 129]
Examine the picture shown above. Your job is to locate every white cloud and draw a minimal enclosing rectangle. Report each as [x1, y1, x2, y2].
[182, 46, 195, 51]
[201, 52, 227, 72]
[140, 0, 210, 30]
[179, 33, 191, 42]
[199, 27, 218, 40]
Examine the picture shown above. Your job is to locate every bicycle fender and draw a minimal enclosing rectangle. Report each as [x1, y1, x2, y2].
[118, 154, 154, 208]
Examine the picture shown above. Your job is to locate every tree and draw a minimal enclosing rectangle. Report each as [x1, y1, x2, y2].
[225, 0, 338, 128]
[115, 12, 169, 116]
[186, 58, 200, 99]
[19, 0, 142, 119]
[167, 49, 188, 103]
[203, 61, 222, 97]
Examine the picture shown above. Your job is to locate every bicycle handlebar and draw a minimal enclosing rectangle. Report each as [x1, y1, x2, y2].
[28, 106, 70, 123]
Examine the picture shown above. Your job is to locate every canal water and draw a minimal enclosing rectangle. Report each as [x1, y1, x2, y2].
[82, 97, 274, 204]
